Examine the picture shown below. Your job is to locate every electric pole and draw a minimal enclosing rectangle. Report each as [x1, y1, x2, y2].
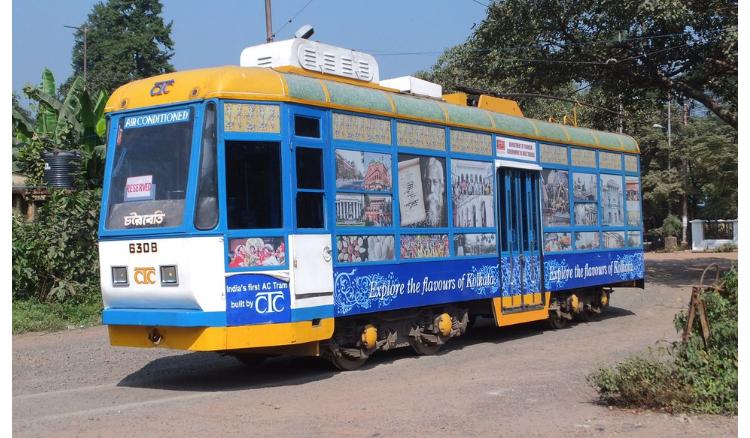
[265, 0, 273, 42]
[681, 102, 690, 247]
[64, 25, 88, 88]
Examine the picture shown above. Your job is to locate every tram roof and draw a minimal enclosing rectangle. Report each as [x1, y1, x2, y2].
[105, 66, 639, 153]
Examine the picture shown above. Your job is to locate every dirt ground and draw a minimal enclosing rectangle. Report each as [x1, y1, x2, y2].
[12, 251, 738, 437]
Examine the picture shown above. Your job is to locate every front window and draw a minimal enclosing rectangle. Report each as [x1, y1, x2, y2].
[105, 108, 194, 230]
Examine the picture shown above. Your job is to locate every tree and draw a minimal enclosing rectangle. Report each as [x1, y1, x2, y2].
[13, 69, 108, 188]
[426, 0, 737, 129]
[69, 0, 174, 95]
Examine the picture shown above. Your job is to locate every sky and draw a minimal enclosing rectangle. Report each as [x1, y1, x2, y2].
[12, 0, 489, 95]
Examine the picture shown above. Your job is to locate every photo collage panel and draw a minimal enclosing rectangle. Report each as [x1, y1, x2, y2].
[626, 176, 641, 226]
[335, 149, 393, 228]
[600, 174, 624, 226]
[542, 169, 570, 226]
[336, 235, 395, 263]
[398, 155, 448, 228]
[454, 233, 497, 256]
[575, 232, 600, 250]
[572, 172, 598, 226]
[544, 232, 572, 252]
[451, 159, 495, 228]
[401, 234, 449, 259]
[228, 237, 286, 268]
[603, 231, 626, 249]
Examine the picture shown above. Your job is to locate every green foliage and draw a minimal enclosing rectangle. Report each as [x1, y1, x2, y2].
[13, 295, 102, 334]
[661, 214, 682, 238]
[588, 352, 693, 411]
[427, 0, 737, 128]
[589, 268, 738, 414]
[13, 69, 108, 188]
[422, 2, 738, 235]
[12, 189, 102, 303]
[672, 268, 738, 414]
[69, 0, 174, 95]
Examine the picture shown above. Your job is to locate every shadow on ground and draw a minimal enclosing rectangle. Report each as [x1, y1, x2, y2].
[645, 256, 736, 288]
[117, 307, 634, 392]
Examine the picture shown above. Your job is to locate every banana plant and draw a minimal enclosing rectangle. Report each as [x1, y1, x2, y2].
[13, 68, 108, 187]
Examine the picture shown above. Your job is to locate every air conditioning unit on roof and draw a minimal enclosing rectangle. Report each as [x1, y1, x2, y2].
[379, 76, 443, 99]
[240, 38, 380, 83]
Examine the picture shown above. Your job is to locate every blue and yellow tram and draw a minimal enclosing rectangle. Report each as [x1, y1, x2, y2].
[99, 37, 644, 369]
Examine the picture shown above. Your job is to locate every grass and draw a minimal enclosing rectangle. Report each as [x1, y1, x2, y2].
[13, 295, 102, 334]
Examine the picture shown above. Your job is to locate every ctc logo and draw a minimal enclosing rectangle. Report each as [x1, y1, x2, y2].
[150, 79, 174, 96]
[255, 291, 285, 314]
[134, 267, 156, 285]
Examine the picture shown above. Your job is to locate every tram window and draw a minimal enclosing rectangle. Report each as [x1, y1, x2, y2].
[296, 192, 324, 228]
[194, 103, 218, 230]
[294, 116, 320, 138]
[225, 141, 282, 229]
[296, 147, 323, 189]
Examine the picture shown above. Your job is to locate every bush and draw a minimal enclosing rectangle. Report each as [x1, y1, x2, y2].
[12, 188, 102, 302]
[588, 352, 693, 411]
[589, 267, 738, 414]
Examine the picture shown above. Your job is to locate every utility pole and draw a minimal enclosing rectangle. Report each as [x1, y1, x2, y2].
[64, 25, 88, 88]
[666, 96, 672, 215]
[265, 0, 273, 42]
[681, 102, 690, 247]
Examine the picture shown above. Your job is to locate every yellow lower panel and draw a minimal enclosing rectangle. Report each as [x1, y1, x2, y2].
[492, 292, 551, 327]
[108, 318, 335, 352]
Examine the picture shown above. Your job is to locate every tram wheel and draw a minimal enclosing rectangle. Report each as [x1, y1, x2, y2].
[408, 336, 443, 355]
[328, 346, 369, 371]
[548, 312, 568, 329]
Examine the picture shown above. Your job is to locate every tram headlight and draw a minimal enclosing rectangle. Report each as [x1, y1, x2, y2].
[111, 266, 129, 287]
[160, 265, 178, 286]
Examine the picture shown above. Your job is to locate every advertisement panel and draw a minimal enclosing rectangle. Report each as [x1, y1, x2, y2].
[544, 249, 644, 291]
[333, 257, 499, 316]
[226, 274, 290, 325]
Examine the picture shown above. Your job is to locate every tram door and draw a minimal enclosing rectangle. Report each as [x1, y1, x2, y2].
[289, 108, 334, 309]
[497, 167, 543, 312]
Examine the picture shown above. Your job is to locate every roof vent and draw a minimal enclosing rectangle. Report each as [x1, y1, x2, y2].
[240, 38, 379, 82]
[379, 76, 443, 99]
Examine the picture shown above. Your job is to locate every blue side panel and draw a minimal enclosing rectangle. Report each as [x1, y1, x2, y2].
[333, 257, 500, 317]
[499, 255, 541, 296]
[102, 308, 226, 327]
[226, 274, 291, 326]
[543, 249, 644, 291]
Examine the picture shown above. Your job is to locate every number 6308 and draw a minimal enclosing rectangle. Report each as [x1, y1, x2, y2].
[129, 242, 158, 253]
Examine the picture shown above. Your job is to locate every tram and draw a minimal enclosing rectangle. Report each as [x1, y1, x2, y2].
[98, 35, 645, 370]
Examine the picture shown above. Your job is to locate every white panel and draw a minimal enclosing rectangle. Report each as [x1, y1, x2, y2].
[379, 76, 443, 98]
[495, 159, 542, 171]
[240, 38, 380, 82]
[289, 234, 334, 309]
[99, 236, 226, 312]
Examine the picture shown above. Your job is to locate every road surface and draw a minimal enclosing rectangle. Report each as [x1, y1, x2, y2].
[13, 252, 738, 437]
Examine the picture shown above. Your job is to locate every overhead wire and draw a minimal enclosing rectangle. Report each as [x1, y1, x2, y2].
[273, 0, 315, 39]
[364, 29, 728, 57]
[468, 0, 491, 7]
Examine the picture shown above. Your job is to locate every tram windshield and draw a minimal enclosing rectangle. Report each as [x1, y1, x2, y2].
[105, 108, 194, 230]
